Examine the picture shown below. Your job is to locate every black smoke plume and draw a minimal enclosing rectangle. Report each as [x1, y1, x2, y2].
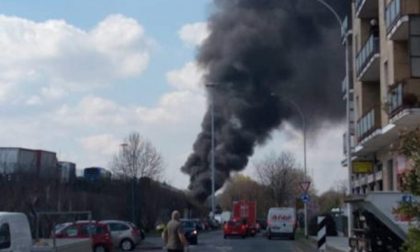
[182, 0, 350, 202]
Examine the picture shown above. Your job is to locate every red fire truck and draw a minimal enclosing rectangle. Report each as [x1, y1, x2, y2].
[231, 200, 257, 236]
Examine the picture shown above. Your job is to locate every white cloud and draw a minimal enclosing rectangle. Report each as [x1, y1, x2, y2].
[26, 95, 42, 106]
[166, 61, 206, 92]
[178, 22, 209, 47]
[0, 14, 152, 104]
[79, 134, 121, 156]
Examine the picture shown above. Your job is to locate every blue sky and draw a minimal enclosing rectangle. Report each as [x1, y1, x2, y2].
[0, 0, 347, 193]
[0, 0, 211, 105]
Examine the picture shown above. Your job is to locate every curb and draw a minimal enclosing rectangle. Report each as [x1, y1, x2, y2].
[307, 236, 348, 252]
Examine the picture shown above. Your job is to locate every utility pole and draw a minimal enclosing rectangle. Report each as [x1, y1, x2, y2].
[206, 83, 216, 217]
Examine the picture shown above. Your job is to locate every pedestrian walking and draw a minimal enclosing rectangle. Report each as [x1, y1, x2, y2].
[162, 210, 188, 252]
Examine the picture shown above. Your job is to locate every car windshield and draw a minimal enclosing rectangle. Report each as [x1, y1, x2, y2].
[54, 223, 71, 233]
[181, 221, 195, 228]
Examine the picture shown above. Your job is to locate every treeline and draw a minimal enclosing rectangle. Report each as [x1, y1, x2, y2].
[0, 173, 205, 235]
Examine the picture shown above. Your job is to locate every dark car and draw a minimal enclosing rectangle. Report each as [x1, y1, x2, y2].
[256, 219, 267, 232]
[180, 219, 198, 245]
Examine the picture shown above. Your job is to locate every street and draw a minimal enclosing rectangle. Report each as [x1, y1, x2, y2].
[138, 230, 317, 252]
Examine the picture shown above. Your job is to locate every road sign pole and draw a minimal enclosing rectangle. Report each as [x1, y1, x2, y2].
[299, 181, 311, 239]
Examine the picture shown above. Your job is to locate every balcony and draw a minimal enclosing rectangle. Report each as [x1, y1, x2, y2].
[356, 35, 380, 81]
[388, 79, 420, 126]
[341, 16, 352, 44]
[343, 131, 356, 155]
[356, 0, 379, 18]
[356, 105, 381, 144]
[342, 76, 348, 99]
[385, 0, 420, 40]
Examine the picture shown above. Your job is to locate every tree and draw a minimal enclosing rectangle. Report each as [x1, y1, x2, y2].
[254, 151, 310, 207]
[318, 180, 347, 214]
[318, 190, 344, 214]
[395, 129, 420, 252]
[111, 132, 164, 180]
[218, 174, 274, 218]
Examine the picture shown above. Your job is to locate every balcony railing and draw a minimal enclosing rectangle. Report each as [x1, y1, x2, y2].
[356, 105, 381, 142]
[388, 81, 420, 117]
[355, 0, 364, 14]
[342, 76, 348, 94]
[341, 16, 349, 39]
[356, 35, 379, 77]
[386, 0, 420, 32]
[385, 0, 403, 31]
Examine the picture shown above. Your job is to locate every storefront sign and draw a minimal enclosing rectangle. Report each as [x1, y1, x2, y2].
[352, 161, 374, 174]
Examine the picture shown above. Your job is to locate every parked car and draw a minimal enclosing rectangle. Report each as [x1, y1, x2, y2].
[54, 221, 113, 252]
[180, 219, 198, 245]
[256, 219, 267, 232]
[223, 219, 247, 239]
[100, 220, 142, 251]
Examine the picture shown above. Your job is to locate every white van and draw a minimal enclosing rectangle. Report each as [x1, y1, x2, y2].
[0, 212, 92, 252]
[0, 212, 32, 252]
[266, 207, 296, 240]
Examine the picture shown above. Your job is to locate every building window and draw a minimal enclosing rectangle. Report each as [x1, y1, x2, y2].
[410, 16, 420, 77]
[369, 183, 375, 192]
[376, 163, 383, 172]
[388, 159, 394, 191]
[378, 180, 383, 191]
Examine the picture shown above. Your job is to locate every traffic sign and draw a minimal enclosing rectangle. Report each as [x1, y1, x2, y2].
[301, 193, 311, 203]
[299, 181, 311, 193]
[402, 194, 413, 203]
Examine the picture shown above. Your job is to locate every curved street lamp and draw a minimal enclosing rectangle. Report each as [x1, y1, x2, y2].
[271, 93, 309, 238]
[312, 0, 353, 238]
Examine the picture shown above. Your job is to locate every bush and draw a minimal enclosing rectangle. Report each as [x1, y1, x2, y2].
[402, 228, 420, 252]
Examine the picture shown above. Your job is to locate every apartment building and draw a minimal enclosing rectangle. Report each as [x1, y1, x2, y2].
[341, 1, 420, 249]
[344, 0, 420, 196]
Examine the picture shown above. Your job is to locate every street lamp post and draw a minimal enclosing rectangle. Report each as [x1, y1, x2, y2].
[271, 93, 308, 238]
[312, 0, 353, 238]
[286, 100, 308, 239]
[206, 83, 216, 217]
[121, 143, 136, 223]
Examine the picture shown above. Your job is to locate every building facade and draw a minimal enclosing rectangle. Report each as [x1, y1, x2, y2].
[58, 161, 77, 183]
[0, 147, 58, 178]
[346, 0, 420, 196]
[343, 0, 420, 249]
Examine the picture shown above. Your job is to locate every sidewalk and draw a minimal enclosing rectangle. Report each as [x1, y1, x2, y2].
[326, 236, 349, 252]
[310, 236, 349, 252]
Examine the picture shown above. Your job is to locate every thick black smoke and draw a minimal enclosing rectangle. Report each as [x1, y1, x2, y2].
[182, 0, 350, 202]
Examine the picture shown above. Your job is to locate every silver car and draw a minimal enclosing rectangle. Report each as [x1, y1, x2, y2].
[100, 220, 142, 251]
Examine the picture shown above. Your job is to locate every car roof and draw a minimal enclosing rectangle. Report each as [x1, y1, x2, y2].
[100, 220, 132, 225]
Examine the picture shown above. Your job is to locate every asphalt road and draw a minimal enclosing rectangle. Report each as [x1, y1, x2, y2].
[137, 230, 317, 252]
